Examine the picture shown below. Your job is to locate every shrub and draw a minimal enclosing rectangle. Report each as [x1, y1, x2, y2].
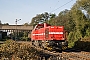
[0, 40, 41, 60]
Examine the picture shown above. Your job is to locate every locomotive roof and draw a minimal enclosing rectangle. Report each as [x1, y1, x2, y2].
[37, 23, 51, 26]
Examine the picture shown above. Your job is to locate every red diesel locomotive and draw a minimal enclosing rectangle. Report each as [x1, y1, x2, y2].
[31, 23, 68, 50]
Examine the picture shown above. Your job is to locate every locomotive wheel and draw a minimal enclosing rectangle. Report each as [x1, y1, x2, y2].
[62, 41, 68, 50]
[62, 45, 68, 50]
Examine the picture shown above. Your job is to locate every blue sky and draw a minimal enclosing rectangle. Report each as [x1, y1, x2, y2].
[0, 0, 76, 25]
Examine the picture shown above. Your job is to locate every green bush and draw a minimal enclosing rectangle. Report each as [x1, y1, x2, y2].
[68, 31, 82, 48]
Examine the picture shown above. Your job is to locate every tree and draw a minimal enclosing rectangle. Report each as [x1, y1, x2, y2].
[67, 0, 90, 47]
[0, 20, 9, 25]
[30, 14, 42, 26]
[30, 12, 56, 26]
[3, 23, 9, 25]
[49, 9, 75, 32]
[77, 0, 90, 14]
[23, 23, 29, 26]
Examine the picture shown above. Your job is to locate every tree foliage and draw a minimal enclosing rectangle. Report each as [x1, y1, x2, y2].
[49, 9, 75, 32]
[30, 12, 56, 26]
[67, 0, 90, 47]
[77, 0, 90, 14]
[0, 20, 9, 25]
[23, 22, 30, 26]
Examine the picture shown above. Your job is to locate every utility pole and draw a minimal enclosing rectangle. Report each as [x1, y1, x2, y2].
[15, 19, 21, 41]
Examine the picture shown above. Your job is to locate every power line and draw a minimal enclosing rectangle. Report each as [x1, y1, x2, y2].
[53, 1, 60, 11]
[49, 1, 60, 12]
[50, 0, 74, 13]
